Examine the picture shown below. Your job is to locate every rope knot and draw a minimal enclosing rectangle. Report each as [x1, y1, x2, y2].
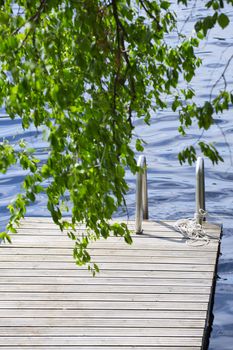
[174, 210, 209, 246]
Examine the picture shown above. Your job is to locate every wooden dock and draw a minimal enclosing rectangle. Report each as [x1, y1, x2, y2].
[0, 217, 221, 349]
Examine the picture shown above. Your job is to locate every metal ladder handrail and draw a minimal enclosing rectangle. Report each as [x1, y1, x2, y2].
[135, 155, 149, 234]
[195, 157, 206, 224]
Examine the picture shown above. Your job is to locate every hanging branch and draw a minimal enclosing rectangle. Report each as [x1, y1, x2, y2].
[210, 53, 233, 100]
[112, 0, 135, 128]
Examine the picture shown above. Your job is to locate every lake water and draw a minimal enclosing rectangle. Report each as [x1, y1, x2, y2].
[0, 1, 233, 349]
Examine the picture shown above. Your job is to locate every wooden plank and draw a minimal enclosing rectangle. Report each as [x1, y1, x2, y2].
[18, 219, 221, 237]
[0, 254, 216, 264]
[8, 236, 219, 249]
[0, 284, 211, 294]
[0, 309, 207, 318]
[0, 276, 213, 286]
[3, 241, 218, 251]
[0, 246, 217, 257]
[20, 216, 61, 222]
[16, 227, 183, 234]
[0, 300, 208, 310]
[0, 292, 210, 302]
[1, 345, 200, 350]
[0, 347, 201, 350]
[15, 227, 221, 239]
[16, 224, 221, 232]
[0, 261, 216, 271]
[0, 317, 205, 328]
[16, 222, 221, 232]
[0, 326, 203, 336]
[0, 336, 203, 346]
[14, 231, 220, 242]
[16, 226, 182, 233]
[15, 230, 217, 239]
[0, 269, 214, 279]
[19, 217, 221, 228]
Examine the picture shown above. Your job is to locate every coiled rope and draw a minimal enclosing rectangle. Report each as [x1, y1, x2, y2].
[173, 210, 210, 246]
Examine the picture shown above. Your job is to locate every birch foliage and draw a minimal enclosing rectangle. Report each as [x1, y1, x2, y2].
[0, 0, 232, 270]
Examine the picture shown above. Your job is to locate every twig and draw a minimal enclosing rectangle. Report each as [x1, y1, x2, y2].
[138, 0, 156, 22]
[112, 0, 121, 113]
[13, 0, 47, 35]
[210, 54, 233, 100]
[111, 0, 135, 129]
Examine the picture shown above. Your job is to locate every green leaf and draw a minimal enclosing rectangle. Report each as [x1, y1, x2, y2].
[136, 139, 144, 152]
[198, 142, 223, 164]
[0, 11, 9, 24]
[160, 1, 171, 10]
[218, 13, 230, 29]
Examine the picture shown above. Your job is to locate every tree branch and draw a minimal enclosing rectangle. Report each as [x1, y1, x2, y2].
[210, 53, 233, 99]
[111, 0, 135, 128]
[13, 0, 47, 35]
[138, 0, 162, 30]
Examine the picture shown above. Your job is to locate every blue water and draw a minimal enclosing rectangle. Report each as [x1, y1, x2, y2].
[1, 1, 233, 349]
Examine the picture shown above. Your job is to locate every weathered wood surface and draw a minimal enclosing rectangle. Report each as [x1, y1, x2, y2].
[0, 218, 221, 349]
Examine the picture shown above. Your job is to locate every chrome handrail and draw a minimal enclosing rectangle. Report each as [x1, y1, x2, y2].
[195, 157, 206, 224]
[135, 155, 149, 234]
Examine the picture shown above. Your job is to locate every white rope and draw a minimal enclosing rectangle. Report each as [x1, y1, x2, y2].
[173, 210, 210, 246]
[203, 212, 231, 219]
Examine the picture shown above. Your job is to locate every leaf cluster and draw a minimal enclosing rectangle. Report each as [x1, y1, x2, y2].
[0, 0, 232, 269]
